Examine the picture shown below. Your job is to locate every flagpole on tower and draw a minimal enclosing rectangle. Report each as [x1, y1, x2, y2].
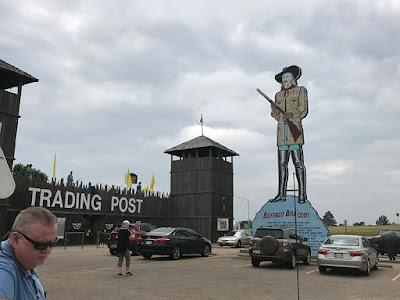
[200, 114, 203, 136]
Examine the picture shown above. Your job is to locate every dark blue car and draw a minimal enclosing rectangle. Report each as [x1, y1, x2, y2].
[138, 227, 212, 260]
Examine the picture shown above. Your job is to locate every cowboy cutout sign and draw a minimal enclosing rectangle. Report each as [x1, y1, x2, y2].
[257, 65, 308, 204]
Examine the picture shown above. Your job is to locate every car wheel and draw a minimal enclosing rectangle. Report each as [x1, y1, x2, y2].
[362, 259, 371, 276]
[260, 236, 279, 255]
[303, 250, 311, 265]
[170, 246, 181, 260]
[201, 244, 211, 257]
[287, 253, 297, 269]
[143, 253, 152, 259]
[236, 240, 242, 248]
[372, 259, 378, 270]
[318, 266, 327, 273]
[109, 249, 116, 255]
[251, 258, 260, 267]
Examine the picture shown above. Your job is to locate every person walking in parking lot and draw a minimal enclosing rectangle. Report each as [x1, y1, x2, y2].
[117, 220, 135, 276]
[0, 207, 58, 299]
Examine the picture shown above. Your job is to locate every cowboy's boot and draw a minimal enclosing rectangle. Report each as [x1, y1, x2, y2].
[271, 150, 289, 202]
[292, 148, 307, 204]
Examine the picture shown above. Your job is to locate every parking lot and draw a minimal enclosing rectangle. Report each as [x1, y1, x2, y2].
[38, 245, 400, 300]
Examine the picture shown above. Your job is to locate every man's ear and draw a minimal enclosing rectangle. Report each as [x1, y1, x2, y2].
[8, 232, 20, 247]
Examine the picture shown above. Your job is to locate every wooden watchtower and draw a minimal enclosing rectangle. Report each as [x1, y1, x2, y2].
[0, 59, 38, 168]
[164, 135, 239, 242]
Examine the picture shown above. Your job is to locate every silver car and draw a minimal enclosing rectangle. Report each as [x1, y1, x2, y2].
[317, 235, 378, 276]
[217, 230, 253, 248]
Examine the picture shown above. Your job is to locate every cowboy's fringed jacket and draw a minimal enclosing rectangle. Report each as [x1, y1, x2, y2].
[271, 86, 308, 146]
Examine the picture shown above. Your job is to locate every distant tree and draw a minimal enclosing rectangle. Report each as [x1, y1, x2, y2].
[376, 215, 390, 225]
[353, 222, 365, 226]
[12, 163, 49, 183]
[323, 211, 337, 226]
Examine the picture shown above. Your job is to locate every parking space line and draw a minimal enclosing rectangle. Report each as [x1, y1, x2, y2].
[306, 269, 319, 274]
[208, 254, 232, 258]
[233, 263, 253, 268]
[233, 261, 272, 268]
[392, 273, 400, 281]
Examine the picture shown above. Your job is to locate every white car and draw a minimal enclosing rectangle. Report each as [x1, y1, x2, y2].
[317, 235, 378, 276]
[217, 230, 253, 248]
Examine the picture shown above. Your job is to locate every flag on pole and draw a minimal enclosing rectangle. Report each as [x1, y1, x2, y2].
[150, 173, 155, 191]
[200, 114, 203, 135]
[53, 154, 56, 179]
[125, 169, 132, 188]
[125, 169, 132, 195]
[142, 186, 148, 193]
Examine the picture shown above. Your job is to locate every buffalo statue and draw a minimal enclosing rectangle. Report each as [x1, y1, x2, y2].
[369, 232, 400, 260]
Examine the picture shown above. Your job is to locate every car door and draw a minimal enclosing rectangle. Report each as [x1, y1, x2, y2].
[173, 229, 194, 254]
[294, 231, 308, 258]
[242, 231, 251, 245]
[362, 237, 377, 266]
[183, 229, 204, 253]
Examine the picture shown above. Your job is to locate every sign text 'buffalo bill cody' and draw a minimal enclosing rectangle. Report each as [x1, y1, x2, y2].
[263, 210, 310, 219]
[29, 187, 143, 213]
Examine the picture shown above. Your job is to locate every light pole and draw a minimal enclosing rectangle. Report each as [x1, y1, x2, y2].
[238, 197, 250, 229]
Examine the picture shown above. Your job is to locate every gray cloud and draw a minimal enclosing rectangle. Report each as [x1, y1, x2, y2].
[2, 0, 400, 225]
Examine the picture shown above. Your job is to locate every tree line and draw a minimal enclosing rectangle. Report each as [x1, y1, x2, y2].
[322, 210, 395, 226]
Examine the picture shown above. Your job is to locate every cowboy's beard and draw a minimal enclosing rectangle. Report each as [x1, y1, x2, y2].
[282, 79, 294, 89]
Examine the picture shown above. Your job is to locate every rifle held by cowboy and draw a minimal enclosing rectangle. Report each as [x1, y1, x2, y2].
[256, 88, 302, 142]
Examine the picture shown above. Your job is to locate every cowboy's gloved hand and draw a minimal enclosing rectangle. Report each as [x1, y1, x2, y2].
[284, 112, 294, 119]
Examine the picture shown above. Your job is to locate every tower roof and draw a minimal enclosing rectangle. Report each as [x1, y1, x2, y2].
[0, 59, 38, 89]
[165, 135, 239, 157]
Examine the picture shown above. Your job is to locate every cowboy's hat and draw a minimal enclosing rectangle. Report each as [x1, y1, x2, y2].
[275, 65, 302, 83]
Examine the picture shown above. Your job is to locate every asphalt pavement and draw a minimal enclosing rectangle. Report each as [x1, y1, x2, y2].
[37, 244, 400, 300]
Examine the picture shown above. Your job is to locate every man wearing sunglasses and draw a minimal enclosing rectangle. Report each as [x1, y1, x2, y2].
[0, 207, 58, 300]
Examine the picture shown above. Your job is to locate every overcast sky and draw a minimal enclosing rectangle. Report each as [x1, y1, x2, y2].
[1, 0, 400, 226]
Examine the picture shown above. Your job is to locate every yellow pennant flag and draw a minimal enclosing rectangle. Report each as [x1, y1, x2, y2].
[142, 186, 148, 193]
[150, 173, 155, 191]
[53, 154, 56, 179]
[125, 169, 132, 188]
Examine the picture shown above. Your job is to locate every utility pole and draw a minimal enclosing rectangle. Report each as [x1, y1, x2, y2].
[238, 197, 250, 229]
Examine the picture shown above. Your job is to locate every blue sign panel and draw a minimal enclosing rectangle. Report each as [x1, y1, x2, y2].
[252, 195, 328, 256]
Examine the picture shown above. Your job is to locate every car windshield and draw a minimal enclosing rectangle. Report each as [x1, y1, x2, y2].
[148, 227, 175, 236]
[225, 231, 239, 237]
[379, 229, 400, 235]
[113, 225, 135, 232]
[255, 229, 283, 239]
[324, 236, 359, 246]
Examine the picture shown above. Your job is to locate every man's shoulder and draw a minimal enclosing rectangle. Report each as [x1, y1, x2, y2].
[0, 255, 18, 299]
[292, 86, 307, 92]
[0, 251, 18, 276]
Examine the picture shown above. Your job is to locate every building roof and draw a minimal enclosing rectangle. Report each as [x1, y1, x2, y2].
[164, 135, 239, 157]
[0, 59, 38, 89]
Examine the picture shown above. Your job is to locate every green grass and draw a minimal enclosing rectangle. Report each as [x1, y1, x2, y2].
[328, 224, 400, 236]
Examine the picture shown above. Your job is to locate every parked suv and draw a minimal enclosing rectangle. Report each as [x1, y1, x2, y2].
[108, 223, 157, 255]
[249, 226, 311, 269]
